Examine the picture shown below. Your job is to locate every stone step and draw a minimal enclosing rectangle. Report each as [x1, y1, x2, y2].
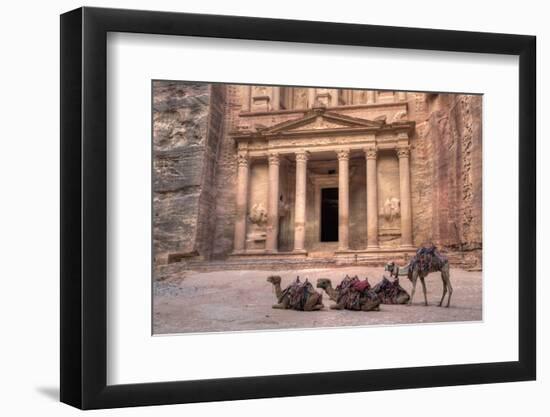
[156, 249, 481, 275]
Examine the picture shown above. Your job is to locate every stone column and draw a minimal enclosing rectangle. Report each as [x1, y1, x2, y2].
[337, 149, 350, 251]
[330, 89, 339, 107]
[365, 146, 379, 249]
[242, 86, 251, 112]
[346, 89, 353, 105]
[308, 88, 316, 108]
[397, 146, 414, 248]
[233, 152, 249, 252]
[366, 90, 375, 104]
[266, 153, 280, 252]
[272, 87, 280, 111]
[294, 151, 309, 252]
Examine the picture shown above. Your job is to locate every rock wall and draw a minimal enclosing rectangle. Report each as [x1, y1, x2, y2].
[212, 84, 243, 258]
[410, 94, 482, 267]
[153, 81, 225, 266]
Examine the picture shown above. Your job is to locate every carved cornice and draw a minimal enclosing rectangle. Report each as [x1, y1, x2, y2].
[268, 152, 280, 166]
[336, 149, 350, 161]
[396, 146, 410, 159]
[364, 146, 378, 160]
[396, 132, 410, 141]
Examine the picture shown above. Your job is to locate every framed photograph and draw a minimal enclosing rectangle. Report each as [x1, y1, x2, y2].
[60, 6, 536, 409]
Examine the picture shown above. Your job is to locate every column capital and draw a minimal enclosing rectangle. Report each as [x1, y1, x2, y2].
[237, 152, 249, 168]
[295, 150, 310, 162]
[396, 146, 410, 159]
[364, 146, 378, 160]
[336, 149, 350, 161]
[268, 152, 280, 166]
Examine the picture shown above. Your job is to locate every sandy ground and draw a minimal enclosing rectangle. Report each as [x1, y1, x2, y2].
[153, 267, 482, 334]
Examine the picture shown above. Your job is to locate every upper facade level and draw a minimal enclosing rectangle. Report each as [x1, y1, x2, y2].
[240, 85, 408, 114]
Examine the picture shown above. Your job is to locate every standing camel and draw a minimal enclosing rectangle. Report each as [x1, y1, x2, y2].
[385, 246, 453, 307]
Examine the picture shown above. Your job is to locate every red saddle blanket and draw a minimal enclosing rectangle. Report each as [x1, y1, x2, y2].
[352, 279, 371, 292]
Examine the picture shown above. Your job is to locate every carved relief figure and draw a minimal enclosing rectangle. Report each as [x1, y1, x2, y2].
[292, 88, 308, 109]
[383, 197, 401, 223]
[248, 203, 268, 225]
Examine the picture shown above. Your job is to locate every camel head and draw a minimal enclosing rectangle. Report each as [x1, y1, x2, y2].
[266, 275, 282, 285]
[316, 278, 332, 290]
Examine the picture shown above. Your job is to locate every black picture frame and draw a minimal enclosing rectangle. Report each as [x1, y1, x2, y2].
[60, 6, 536, 410]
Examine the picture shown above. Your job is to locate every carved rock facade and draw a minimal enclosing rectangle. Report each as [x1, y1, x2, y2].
[153, 83, 482, 273]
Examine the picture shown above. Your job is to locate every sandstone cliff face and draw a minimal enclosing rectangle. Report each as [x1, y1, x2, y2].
[153, 83, 483, 271]
[153, 81, 225, 266]
[410, 94, 482, 267]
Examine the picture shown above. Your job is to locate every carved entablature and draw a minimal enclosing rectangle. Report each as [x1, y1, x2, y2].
[231, 107, 415, 158]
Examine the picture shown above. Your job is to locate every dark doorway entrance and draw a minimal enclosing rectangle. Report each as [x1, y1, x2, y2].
[321, 187, 339, 242]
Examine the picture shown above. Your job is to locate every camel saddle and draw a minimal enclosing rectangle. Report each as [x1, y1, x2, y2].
[410, 245, 447, 275]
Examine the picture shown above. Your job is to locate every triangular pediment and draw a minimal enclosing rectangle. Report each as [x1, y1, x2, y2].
[267, 110, 384, 134]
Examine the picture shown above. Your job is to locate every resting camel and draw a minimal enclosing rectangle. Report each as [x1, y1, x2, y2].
[371, 276, 410, 304]
[266, 276, 324, 311]
[385, 246, 453, 307]
[316, 276, 381, 311]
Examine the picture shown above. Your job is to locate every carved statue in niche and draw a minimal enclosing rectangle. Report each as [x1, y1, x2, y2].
[249, 203, 268, 225]
[383, 197, 401, 223]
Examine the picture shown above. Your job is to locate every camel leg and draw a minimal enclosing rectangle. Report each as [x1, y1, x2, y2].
[420, 277, 428, 306]
[330, 302, 344, 310]
[443, 268, 453, 307]
[272, 297, 290, 309]
[303, 297, 315, 311]
[408, 273, 418, 306]
[438, 280, 447, 307]
[304, 296, 325, 311]
[362, 301, 380, 311]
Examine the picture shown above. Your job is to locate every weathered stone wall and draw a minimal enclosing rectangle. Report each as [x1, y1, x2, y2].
[212, 84, 243, 258]
[193, 84, 226, 259]
[153, 81, 225, 266]
[409, 94, 482, 267]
